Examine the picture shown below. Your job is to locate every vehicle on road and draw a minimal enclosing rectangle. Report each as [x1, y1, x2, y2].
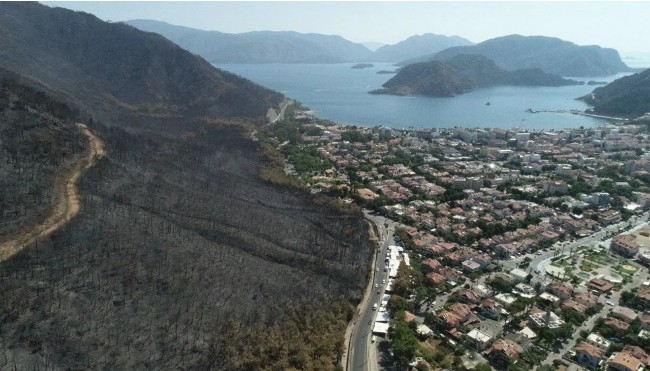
[382, 279, 385, 284]
[375, 284, 378, 288]
[606, 301, 614, 306]
[371, 335, 376, 343]
[373, 303, 378, 310]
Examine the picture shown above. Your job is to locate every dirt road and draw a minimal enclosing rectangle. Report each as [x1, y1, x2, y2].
[0, 123, 105, 262]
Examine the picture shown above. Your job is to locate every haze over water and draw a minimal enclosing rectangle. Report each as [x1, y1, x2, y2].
[217, 63, 629, 130]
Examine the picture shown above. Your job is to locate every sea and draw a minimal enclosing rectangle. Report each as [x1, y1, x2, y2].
[215, 62, 639, 130]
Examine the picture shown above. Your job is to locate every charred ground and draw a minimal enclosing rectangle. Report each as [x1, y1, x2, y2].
[0, 3, 374, 370]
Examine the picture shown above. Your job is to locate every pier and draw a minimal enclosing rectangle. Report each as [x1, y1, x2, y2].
[526, 108, 628, 121]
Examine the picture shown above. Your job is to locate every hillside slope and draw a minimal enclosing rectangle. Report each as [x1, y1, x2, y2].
[372, 54, 577, 97]
[0, 3, 283, 125]
[127, 19, 372, 63]
[0, 3, 373, 370]
[581, 68, 650, 117]
[402, 34, 632, 77]
[368, 33, 473, 63]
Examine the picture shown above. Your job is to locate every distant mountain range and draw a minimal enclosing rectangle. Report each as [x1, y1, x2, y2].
[126, 19, 371, 63]
[581, 68, 650, 117]
[401, 34, 633, 77]
[0, 5, 282, 125]
[371, 54, 578, 97]
[367, 33, 473, 63]
[126, 20, 473, 64]
[360, 42, 385, 51]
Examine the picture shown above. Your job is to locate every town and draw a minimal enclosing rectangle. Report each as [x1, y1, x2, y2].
[261, 104, 650, 371]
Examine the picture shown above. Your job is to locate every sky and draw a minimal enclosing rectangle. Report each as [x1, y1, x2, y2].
[45, 1, 650, 54]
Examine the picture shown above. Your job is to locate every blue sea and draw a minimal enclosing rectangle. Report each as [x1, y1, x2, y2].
[215, 62, 632, 130]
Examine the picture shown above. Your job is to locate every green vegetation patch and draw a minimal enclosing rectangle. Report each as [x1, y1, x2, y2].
[614, 263, 638, 276]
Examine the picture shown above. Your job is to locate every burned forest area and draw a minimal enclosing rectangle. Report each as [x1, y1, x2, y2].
[0, 78, 374, 370]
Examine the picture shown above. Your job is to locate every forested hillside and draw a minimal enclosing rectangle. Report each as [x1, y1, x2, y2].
[403, 34, 632, 77]
[581, 68, 650, 117]
[372, 54, 577, 97]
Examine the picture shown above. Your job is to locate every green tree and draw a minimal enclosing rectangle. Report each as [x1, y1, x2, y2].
[473, 362, 492, 371]
[388, 320, 420, 367]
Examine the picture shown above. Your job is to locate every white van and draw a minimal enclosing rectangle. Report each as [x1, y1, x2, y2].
[372, 303, 378, 310]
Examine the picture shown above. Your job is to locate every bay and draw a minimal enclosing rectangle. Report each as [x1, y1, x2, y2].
[216, 62, 630, 130]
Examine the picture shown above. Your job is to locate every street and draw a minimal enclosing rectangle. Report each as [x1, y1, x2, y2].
[348, 211, 399, 371]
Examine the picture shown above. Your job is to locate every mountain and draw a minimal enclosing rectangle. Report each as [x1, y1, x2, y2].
[581, 68, 650, 117]
[126, 19, 372, 63]
[368, 33, 473, 63]
[401, 34, 632, 77]
[361, 41, 386, 51]
[0, 3, 372, 370]
[372, 54, 578, 97]
[0, 3, 283, 125]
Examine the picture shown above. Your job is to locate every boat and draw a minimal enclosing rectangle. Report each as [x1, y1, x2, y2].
[485, 102, 491, 106]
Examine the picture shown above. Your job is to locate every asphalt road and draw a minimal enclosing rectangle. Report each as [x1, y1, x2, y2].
[349, 212, 398, 371]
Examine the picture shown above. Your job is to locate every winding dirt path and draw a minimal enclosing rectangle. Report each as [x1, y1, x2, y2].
[0, 123, 105, 262]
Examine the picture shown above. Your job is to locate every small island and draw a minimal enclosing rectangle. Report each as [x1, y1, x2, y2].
[371, 54, 579, 97]
[351, 63, 374, 69]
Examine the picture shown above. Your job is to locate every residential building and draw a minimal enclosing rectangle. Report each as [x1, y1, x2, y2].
[612, 306, 638, 323]
[549, 282, 573, 300]
[586, 333, 611, 351]
[607, 352, 644, 371]
[563, 299, 587, 314]
[466, 328, 491, 350]
[589, 278, 614, 293]
[575, 291, 599, 308]
[604, 316, 630, 332]
[505, 332, 532, 352]
[542, 180, 569, 195]
[422, 258, 442, 272]
[509, 268, 528, 283]
[480, 298, 504, 319]
[575, 341, 605, 369]
[483, 339, 520, 367]
[611, 235, 640, 258]
[620, 346, 650, 367]
[598, 209, 622, 226]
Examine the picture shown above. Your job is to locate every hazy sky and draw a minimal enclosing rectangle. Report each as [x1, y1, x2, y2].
[46, 1, 650, 54]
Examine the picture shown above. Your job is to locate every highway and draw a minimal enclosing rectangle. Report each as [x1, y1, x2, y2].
[348, 211, 398, 371]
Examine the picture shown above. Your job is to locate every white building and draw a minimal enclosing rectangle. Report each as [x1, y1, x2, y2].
[587, 333, 611, 351]
[467, 328, 491, 350]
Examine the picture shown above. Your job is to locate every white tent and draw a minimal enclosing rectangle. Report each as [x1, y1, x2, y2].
[373, 322, 389, 336]
[375, 311, 391, 323]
